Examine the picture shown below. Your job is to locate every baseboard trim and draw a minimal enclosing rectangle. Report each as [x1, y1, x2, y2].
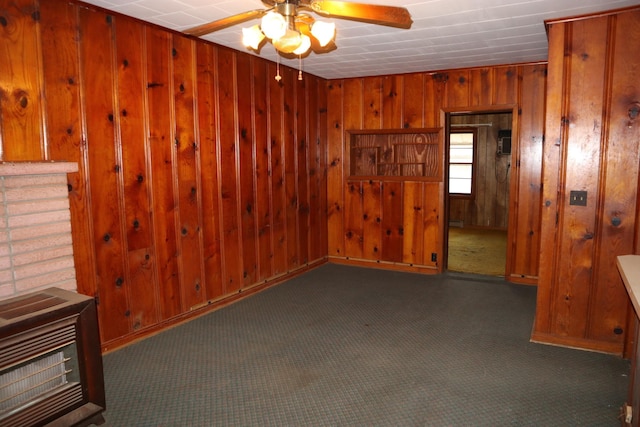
[328, 256, 439, 274]
[530, 330, 624, 356]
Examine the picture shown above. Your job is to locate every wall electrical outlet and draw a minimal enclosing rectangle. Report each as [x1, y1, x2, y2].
[625, 404, 633, 423]
[569, 190, 587, 206]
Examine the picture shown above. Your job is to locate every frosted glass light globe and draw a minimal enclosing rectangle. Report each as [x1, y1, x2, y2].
[242, 25, 265, 50]
[293, 34, 311, 55]
[311, 21, 335, 47]
[261, 11, 287, 40]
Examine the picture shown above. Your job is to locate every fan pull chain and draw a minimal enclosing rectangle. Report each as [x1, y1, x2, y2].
[298, 55, 303, 81]
[275, 54, 282, 82]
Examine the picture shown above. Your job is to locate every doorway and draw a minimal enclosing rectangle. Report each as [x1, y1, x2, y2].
[445, 111, 513, 276]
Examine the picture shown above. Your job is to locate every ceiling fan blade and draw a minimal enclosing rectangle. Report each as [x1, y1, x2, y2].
[306, 1, 412, 29]
[184, 9, 267, 37]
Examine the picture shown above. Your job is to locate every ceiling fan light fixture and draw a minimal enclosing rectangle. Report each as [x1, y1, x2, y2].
[242, 25, 265, 50]
[311, 21, 336, 47]
[184, 2, 413, 64]
[272, 28, 303, 53]
[261, 11, 287, 40]
[293, 34, 311, 55]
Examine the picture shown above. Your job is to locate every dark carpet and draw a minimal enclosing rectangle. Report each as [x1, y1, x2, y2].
[100, 264, 629, 426]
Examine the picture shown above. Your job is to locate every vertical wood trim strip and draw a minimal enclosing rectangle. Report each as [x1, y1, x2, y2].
[191, 38, 206, 304]
[326, 80, 345, 257]
[111, 16, 133, 332]
[304, 77, 312, 263]
[534, 23, 569, 334]
[292, 71, 301, 269]
[140, 27, 161, 322]
[265, 65, 275, 277]
[546, 23, 573, 334]
[585, 16, 616, 338]
[169, 34, 184, 310]
[233, 53, 245, 284]
[249, 57, 261, 278]
[212, 47, 227, 292]
[35, 0, 48, 159]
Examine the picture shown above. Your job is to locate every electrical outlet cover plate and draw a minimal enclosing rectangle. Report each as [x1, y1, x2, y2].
[570, 190, 587, 206]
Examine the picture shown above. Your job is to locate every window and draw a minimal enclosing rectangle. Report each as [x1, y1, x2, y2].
[449, 131, 475, 196]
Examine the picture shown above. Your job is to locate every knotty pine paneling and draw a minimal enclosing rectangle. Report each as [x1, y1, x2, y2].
[402, 181, 425, 265]
[381, 181, 404, 263]
[308, 77, 328, 263]
[422, 183, 441, 266]
[508, 64, 546, 282]
[0, 0, 44, 160]
[295, 72, 310, 266]
[172, 34, 206, 311]
[469, 68, 492, 107]
[80, 7, 132, 342]
[216, 48, 242, 295]
[196, 42, 223, 300]
[363, 77, 383, 129]
[533, 7, 640, 355]
[268, 62, 288, 277]
[251, 58, 272, 282]
[146, 26, 182, 322]
[382, 75, 402, 128]
[40, 1, 98, 302]
[236, 53, 257, 286]
[326, 81, 344, 257]
[328, 64, 545, 279]
[345, 181, 364, 259]
[362, 181, 382, 260]
[589, 10, 640, 344]
[0, 0, 327, 350]
[402, 74, 424, 128]
[493, 66, 518, 106]
[446, 69, 471, 108]
[283, 67, 299, 271]
[115, 18, 159, 331]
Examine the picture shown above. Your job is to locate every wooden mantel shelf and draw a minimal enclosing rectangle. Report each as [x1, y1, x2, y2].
[618, 255, 640, 318]
[0, 161, 78, 176]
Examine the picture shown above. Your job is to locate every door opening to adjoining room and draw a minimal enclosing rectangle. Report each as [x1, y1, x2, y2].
[445, 111, 513, 276]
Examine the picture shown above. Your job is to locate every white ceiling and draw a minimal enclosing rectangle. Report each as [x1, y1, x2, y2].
[79, 0, 640, 79]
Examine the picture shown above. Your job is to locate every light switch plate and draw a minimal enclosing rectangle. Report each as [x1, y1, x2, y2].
[569, 190, 587, 206]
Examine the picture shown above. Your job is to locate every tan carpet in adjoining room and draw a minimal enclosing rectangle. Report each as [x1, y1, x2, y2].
[448, 227, 507, 276]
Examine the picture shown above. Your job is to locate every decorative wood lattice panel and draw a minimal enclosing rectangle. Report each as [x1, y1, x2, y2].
[349, 129, 441, 180]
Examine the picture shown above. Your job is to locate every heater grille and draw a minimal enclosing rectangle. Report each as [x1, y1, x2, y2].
[1, 383, 84, 427]
[0, 350, 69, 412]
[0, 321, 76, 369]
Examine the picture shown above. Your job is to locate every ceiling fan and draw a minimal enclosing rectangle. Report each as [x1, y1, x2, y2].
[184, 0, 412, 57]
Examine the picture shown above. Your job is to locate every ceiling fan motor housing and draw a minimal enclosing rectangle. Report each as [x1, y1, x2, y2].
[280, 3, 297, 15]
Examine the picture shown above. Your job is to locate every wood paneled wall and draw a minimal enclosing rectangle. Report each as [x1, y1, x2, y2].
[533, 6, 640, 355]
[449, 112, 513, 229]
[0, 0, 327, 350]
[326, 65, 546, 282]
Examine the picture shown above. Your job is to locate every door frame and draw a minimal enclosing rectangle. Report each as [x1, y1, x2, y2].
[440, 105, 518, 275]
